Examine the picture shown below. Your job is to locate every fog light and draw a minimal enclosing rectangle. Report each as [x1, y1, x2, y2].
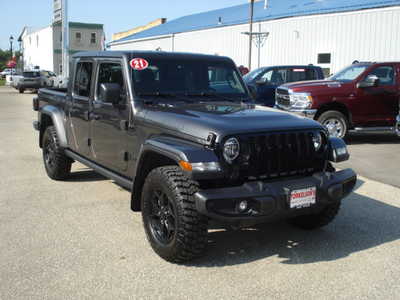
[238, 200, 248, 212]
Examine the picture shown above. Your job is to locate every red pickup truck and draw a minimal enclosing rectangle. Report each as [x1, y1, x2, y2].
[275, 62, 400, 138]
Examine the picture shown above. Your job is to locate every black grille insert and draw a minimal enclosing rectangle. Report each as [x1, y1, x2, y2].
[235, 131, 326, 180]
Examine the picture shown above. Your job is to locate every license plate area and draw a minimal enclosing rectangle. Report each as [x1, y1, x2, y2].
[290, 186, 316, 209]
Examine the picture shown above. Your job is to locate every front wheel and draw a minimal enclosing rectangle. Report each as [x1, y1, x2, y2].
[19, 88, 25, 94]
[141, 166, 208, 263]
[288, 201, 341, 230]
[42, 126, 72, 180]
[317, 111, 348, 138]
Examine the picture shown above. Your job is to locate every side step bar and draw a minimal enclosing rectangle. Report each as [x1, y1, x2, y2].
[64, 149, 133, 190]
[350, 126, 395, 134]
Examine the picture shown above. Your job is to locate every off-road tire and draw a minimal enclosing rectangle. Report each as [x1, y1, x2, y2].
[19, 88, 24, 94]
[288, 201, 341, 230]
[42, 126, 71, 180]
[141, 166, 208, 263]
[317, 110, 348, 138]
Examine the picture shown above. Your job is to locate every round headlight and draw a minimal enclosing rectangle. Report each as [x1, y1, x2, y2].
[223, 137, 240, 163]
[312, 132, 322, 151]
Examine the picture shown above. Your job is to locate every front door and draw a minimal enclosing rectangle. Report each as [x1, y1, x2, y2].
[90, 60, 129, 172]
[356, 65, 398, 126]
[69, 60, 94, 156]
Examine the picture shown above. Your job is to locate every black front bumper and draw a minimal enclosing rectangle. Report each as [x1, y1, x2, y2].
[195, 169, 356, 224]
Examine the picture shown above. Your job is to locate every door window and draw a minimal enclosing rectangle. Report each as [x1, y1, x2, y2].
[268, 69, 286, 85]
[74, 62, 93, 97]
[260, 70, 273, 82]
[366, 66, 395, 86]
[96, 62, 125, 103]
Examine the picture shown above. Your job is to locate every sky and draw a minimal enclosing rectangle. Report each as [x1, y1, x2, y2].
[0, 0, 249, 50]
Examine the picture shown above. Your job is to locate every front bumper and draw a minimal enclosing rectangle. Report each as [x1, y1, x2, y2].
[18, 82, 41, 89]
[195, 169, 356, 224]
[274, 105, 317, 119]
[396, 115, 400, 137]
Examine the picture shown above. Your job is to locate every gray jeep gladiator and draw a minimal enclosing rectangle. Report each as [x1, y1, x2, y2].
[33, 51, 356, 263]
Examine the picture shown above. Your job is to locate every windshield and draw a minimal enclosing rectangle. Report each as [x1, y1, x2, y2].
[243, 68, 265, 82]
[131, 58, 247, 99]
[329, 64, 370, 82]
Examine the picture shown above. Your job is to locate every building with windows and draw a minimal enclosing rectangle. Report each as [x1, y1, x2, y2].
[19, 22, 104, 74]
[108, 0, 400, 75]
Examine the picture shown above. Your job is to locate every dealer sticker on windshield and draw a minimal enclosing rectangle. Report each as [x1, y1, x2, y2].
[130, 58, 149, 71]
[290, 187, 316, 209]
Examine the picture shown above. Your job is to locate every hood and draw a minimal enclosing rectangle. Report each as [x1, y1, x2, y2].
[143, 102, 324, 144]
[281, 79, 349, 92]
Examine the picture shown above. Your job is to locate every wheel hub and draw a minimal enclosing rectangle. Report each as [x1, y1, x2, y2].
[323, 118, 344, 138]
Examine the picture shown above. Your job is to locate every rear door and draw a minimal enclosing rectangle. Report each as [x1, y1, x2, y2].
[69, 59, 94, 156]
[90, 59, 129, 172]
[356, 64, 398, 126]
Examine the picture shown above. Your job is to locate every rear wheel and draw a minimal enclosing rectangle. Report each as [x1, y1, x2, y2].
[19, 88, 25, 94]
[317, 111, 348, 138]
[42, 126, 72, 180]
[288, 201, 341, 230]
[141, 166, 208, 263]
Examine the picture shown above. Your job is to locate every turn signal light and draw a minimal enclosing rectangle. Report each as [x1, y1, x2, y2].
[179, 160, 193, 171]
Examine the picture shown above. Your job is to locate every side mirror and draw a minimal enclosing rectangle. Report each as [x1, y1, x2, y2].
[99, 83, 122, 106]
[247, 85, 257, 99]
[357, 75, 379, 88]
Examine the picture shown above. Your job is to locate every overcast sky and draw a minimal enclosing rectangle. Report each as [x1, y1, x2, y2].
[0, 0, 249, 50]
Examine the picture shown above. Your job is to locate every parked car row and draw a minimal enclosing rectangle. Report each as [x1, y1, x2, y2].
[274, 62, 400, 138]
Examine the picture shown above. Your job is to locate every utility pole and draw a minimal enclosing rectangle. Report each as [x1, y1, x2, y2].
[248, 0, 254, 71]
[61, 0, 69, 80]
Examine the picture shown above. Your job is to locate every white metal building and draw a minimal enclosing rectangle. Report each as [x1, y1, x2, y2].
[19, 22, 104, 74]
[109, 0, 400, 75]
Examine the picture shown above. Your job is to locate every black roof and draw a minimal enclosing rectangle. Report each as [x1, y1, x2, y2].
[72, 50, 234, 63]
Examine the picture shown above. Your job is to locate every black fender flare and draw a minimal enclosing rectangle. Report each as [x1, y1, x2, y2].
[40, 105, 68, 148]
[131, 136, 221, 211]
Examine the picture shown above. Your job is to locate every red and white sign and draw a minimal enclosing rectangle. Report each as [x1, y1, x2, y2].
[130, 58, 149, 71]
[290, 187, 316, 209]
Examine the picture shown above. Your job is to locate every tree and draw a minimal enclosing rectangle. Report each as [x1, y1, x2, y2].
[0, 49, 21, 70]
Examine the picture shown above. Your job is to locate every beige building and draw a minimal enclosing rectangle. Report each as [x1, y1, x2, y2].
[19, 22, 104, 74]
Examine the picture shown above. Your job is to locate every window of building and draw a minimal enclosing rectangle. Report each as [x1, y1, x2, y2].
[90, 32, 96, 44]
[318, 53, 331, 64]
[29, 37, 31, 45]
[75, 32, 82, 43]
[59, 64, 62, 74]
[74, 62, 93, 97]
[36, 35, 39, 47]
[96, 62, 125, 103]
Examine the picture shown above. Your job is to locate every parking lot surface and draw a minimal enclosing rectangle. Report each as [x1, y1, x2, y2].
[1, 86, 400, 299]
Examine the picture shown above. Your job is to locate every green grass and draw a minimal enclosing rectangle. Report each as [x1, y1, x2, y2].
[0, 79, 5, 86]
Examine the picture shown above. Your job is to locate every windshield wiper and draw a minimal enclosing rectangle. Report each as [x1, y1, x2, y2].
[185, 92, 238, 103]
[137, 92, 176, 97]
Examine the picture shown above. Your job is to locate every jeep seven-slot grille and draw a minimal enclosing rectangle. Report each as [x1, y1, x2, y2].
[238, 131, 325, 180]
